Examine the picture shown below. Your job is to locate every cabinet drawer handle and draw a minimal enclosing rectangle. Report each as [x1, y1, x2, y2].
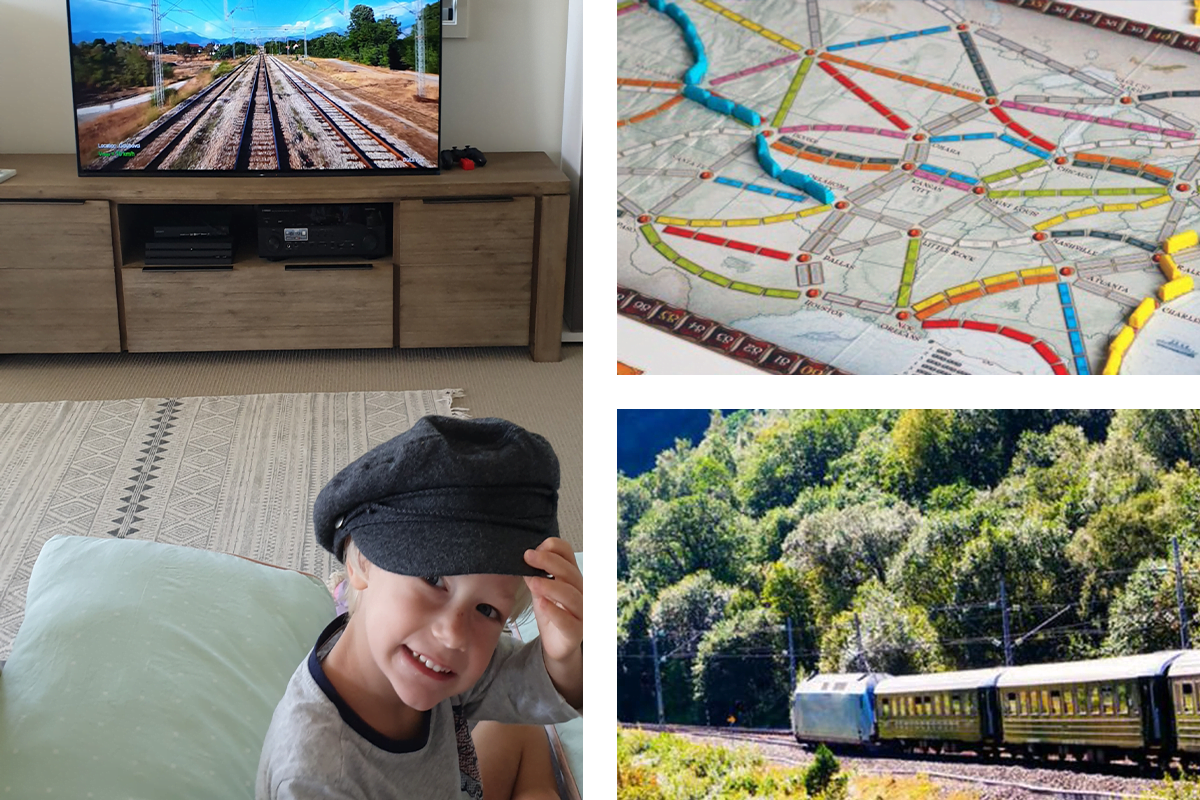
[0, 199, 87, 205]
[142, 266, 233, 272]
[284, 263, 374, 271]
[422, 196, 515, 204]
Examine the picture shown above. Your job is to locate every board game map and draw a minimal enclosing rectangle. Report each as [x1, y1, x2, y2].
[617, 0, 1200, 374]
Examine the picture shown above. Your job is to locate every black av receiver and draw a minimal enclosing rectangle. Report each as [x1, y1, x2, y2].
[257, 204, 387, 260]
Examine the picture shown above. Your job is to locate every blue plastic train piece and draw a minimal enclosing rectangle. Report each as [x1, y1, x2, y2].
[755, 134, 835, 204]
[684, 56, 708, 86]
[707, 95, 735, 115]
[733, 103, 761, 126]
[648, 0, 665, 10]
[683, 84, 709, 103]
[1069, 331, 1085, 355]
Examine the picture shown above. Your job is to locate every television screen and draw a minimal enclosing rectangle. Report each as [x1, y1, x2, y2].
[66, 1, 441, 175]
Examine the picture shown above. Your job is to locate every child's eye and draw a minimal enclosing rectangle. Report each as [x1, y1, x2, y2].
[422, 576, 445, 588]
[477, 603, 501, 620]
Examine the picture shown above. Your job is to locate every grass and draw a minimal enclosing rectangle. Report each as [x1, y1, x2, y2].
[1141, 775, 1200, 799]
[75, 70, 217, 163]
[616, 729, 981, 800]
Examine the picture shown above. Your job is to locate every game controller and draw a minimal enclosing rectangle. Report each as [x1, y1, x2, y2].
[440, 146, 488, 171]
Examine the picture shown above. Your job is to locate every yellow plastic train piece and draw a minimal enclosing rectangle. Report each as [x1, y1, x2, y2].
[1165, 230, 1199, 254]
[1129, 297, 1157, 330]
[1159, 275, 1195, 304]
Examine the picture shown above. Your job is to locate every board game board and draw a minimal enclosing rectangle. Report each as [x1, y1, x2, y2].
[617, 0, 1200, 374]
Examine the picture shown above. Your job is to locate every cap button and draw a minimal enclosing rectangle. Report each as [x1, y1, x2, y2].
[334, 515, 344, 530]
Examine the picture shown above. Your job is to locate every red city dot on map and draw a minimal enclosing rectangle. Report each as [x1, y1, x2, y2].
[1060, 267, 1074, 277]
[701, 171, 713, 179]
[1179, 184, 1191, 192]
[973, 186, 986, 195]
[835, 201, 849, 209]
[897, 311, 910, 321]
[762, 130, 773, 137]
[806, 289, 820, 298]
[1120, 96, 1133, 105]
[902, 163, 915, 171]
[798, 253, 812, 262]
[986, 97, 999, 105]
[913, 133, 926, 141]
[909, 228, 922, 237]
[1055, 156, 1068, 165]
[1033, 232, 1048, 241]
[806, 49, 816, 56]
[1153, 253, 1163, 262]
[957, 24, 969, 31]
[637, 215, 650, 224]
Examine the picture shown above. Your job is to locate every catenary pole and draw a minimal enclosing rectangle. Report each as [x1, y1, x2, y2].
[650, 629, 665, 724]
[1176, 537, 1191, 649]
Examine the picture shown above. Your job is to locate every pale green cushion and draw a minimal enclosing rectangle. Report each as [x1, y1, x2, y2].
[0, 535, 335, 799]
[514, 552, 583, 796]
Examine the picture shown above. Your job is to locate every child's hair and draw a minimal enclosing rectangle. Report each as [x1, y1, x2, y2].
[339, 537, 534, 625]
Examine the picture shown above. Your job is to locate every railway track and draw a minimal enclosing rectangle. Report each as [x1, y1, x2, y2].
[628, 724, 1161, 800]
[100, 58, 255, 171]
[268, 56, 417, 169]
[237, 55, 286, 171]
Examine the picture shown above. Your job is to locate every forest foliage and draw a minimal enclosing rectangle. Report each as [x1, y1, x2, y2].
[303, 3, 441, 72]
[617, 410, 1200, 727]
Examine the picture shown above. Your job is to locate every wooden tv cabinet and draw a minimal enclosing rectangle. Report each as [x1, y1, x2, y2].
[0, 153, 570, 361]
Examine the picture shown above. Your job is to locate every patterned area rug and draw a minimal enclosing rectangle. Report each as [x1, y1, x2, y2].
[0, 390, 465, 659]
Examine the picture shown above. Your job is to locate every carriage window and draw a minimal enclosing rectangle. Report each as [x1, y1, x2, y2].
[1128, 684, 1139, 714]
[938, 694, 946, 716]
[1185, 684, 1196, 714]
[1077, 686, 1089, 715]
[1021, 691, 1030, 715]
[833, 682, 847, 691]
[881, 698, 891, 718]
[1049, 690, 1062, 714]
[1101, 686, 1115, 715]
[1091, 686, 1101, 714]
[1117, 684, 1129, 715]
[1041, 690, 1051, 715]
[1006, 692, 1017, 715]
[952, 695, 963, 716]
[1063, 688, 1075, 715]
[967, 693, 975, 715]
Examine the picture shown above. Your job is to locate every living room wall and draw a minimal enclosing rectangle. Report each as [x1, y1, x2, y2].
[0, 0, 570, 165]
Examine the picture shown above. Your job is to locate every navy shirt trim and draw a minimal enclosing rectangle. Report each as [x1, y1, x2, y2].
[307, 612, 432, 754]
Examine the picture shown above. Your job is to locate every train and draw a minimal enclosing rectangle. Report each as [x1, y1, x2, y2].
[791, 650, 1200, 768]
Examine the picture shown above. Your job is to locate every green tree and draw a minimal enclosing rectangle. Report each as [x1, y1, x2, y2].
[818, 579, 949, 675]
[1113, 409, 1200, 470]
[761, 561, 820, 677]
[650, 571, 733, 645]
[782, 500, 920, 622]
[693, 607, 790, 727]
[627, 494, 747, 594]
[736, 410, 878, 516]
[1103, 556, 1200, 655]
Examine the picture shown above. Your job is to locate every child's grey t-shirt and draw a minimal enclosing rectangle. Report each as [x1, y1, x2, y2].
[256, 613, 579, 799]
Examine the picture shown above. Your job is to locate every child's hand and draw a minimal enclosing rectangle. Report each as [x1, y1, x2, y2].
[523, 537, 583, 664]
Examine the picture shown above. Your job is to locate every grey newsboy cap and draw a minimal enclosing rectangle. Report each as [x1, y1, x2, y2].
[314, 416, 560, 577]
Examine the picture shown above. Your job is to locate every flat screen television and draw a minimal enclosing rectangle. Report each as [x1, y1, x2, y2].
[66, 1, 441, 175]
